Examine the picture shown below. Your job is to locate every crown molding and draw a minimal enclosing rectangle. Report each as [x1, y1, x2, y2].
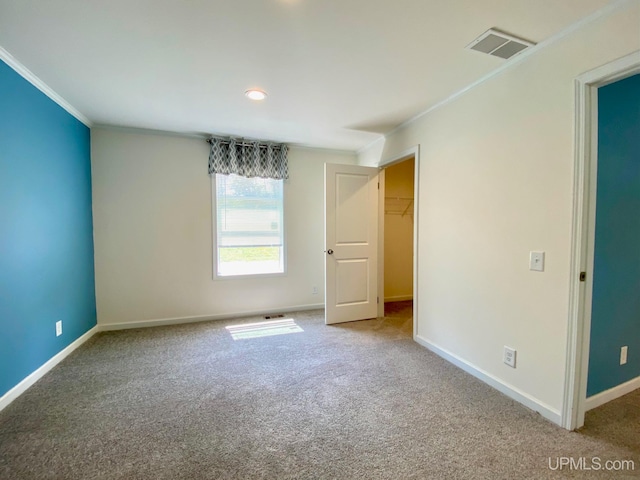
[356, 135, 386, 156]
[381, 0, 634, 143]
[287, 143, 357, 156]
[95, 124, 359, 155]
[0, 46, 92, 127]
[94, 124, 207, 140]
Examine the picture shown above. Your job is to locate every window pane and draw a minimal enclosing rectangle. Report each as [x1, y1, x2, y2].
[215, 174, 284, 276]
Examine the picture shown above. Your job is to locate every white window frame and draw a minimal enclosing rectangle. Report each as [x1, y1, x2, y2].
[211, 174, 287, 280]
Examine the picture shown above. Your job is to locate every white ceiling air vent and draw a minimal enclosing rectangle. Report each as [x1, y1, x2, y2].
[466, 28, 535, 59]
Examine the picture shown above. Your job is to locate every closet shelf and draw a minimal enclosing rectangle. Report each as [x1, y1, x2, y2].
[384, 196, 414, 217]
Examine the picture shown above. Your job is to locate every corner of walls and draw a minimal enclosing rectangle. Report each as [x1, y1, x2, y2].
[0, 58, 97, 403]
[91, 128, 356, 327]
[357, 137, 385, 166]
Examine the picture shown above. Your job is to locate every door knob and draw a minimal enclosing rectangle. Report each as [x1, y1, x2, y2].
[326, 249, 334, 255]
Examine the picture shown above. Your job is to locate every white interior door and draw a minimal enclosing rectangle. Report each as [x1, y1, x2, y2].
[325, 163, 379, 324]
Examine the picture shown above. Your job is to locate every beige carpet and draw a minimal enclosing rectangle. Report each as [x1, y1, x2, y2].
[0, 301, 638, 479]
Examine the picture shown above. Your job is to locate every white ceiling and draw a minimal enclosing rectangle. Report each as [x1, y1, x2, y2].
[0, 0, 614, 151]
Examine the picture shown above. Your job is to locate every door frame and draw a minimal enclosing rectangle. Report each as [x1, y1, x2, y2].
[378, 145, 420, 340]
[562, 51, 640, 430]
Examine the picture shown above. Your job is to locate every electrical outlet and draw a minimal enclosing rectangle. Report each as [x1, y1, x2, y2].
[312, 286, 318, 295]
[55, 320, 62, 337]
[620, 346, 628, 365]
[503, 346, 516, 368]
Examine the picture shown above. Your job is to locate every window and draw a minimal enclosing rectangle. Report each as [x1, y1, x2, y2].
[213, 174, 285, 277]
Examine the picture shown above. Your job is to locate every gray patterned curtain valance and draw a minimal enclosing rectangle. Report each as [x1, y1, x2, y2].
[207, 137, 289, 180]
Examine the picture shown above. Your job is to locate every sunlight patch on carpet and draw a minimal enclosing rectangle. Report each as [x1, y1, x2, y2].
[225, 318, 303, 340]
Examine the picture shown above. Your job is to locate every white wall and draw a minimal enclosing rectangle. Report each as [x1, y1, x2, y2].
[359, 3, 640, 420]
[384, 159, 414, 301]
[91, 128, 356, 327]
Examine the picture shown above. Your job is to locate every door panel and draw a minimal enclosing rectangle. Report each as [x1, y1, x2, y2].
[336, 259, 369, 305]
[336, 173, 370, 244]
[325, 163, 378, 324]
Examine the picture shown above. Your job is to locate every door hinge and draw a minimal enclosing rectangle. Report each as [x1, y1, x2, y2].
[579, 272, 586, 282]
[377, 296, 379, 304]
[377, 182, 380, 190]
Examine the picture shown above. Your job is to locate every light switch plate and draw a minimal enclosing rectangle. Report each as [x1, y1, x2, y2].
[529, 251, 545, 272]
[621, 346, 628, 365]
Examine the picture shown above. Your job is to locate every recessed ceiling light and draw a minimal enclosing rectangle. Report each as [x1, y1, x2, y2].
[245, 89, 267, 101]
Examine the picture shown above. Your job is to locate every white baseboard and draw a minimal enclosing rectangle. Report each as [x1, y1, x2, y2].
[414, 334, 562, 426]
[0, 325, 99, 413]
[584, 376, 640, 411]
[384, 295, 413, 303]
[98, 303, 325, 331]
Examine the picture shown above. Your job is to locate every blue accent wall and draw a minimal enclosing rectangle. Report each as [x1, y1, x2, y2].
[0, 60, 96, 398]
[587, 74, 640, 397]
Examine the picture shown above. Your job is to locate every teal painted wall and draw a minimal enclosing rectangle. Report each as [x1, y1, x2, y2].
[0, 60, 97, 398]
[587, 73, 640, 397]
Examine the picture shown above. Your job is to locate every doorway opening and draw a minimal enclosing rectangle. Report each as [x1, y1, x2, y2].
[564, 52, 640, 431]
[380, 152, 417, 336]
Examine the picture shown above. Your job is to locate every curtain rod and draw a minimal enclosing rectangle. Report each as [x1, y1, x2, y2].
[206, 137, 286, 149]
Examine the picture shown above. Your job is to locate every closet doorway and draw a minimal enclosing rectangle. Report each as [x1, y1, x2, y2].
[380, 155, 415, 332]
